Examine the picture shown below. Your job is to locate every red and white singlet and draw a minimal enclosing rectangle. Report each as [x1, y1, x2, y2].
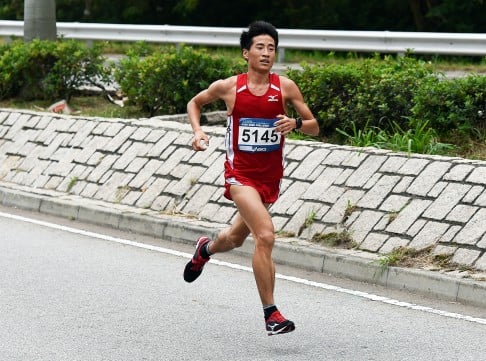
[224, 73, 286, 203]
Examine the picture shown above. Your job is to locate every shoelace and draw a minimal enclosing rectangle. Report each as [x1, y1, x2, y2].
[268, 311, 286, 323]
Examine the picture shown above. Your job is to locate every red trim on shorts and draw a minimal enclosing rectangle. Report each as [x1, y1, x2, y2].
[224, 176, 281, 204]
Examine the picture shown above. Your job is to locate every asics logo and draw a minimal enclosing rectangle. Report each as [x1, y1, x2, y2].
[267, 95, 279, 102]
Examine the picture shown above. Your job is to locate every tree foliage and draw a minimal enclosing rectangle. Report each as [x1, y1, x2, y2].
[0, 0, 484, 32]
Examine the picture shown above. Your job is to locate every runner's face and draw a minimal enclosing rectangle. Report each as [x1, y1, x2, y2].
[244, 34, 276, 70]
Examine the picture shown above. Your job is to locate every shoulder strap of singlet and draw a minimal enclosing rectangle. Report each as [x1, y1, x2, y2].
[236, 73, 247, 93]
[269, 72, 281, 92]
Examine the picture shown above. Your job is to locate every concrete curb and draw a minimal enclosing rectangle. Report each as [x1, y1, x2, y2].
[1, 184, 485, 308]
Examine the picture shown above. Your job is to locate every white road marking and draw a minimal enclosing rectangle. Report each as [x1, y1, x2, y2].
[2, 211, 486, 326]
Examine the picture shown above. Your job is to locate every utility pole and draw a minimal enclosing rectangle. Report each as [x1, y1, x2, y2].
[24, 0, 57, 41]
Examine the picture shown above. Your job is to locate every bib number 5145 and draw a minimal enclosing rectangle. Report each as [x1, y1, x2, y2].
[240, 128, 279, 143]
[237, 117, 281, 152]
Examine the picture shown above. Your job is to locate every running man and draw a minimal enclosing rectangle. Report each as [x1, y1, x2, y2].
[183, 20, 320, 335]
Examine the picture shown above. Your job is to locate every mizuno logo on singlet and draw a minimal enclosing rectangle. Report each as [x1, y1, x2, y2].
[267, 95, 278, 102]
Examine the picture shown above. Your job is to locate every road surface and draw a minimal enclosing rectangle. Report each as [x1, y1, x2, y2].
[1, 207, 485, 361]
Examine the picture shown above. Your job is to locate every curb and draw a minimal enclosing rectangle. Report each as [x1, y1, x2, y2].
[1, 184, 485, 308]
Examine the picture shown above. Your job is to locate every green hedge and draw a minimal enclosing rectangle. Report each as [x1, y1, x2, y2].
[411, 74, 486, 136]
[286, 55, 486, 139]
[0, 39, 107, 101]
[286, 56, 439, 135]
[114, 46, 246, 116]
[0, 41, 484, 143]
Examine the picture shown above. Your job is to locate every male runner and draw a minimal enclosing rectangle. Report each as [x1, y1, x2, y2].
[183, 20, 319, 336]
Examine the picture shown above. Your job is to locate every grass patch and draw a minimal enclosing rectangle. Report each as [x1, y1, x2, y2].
[311, 230, 356, 248]
[66, 176, 78, 193]
[343, 200, 358, 223]
[298, 208, 317, 236]
[377, 246, 463, 271]
[336, 120, 456, 155]
[0, 94, 141, 119]
[275, 230, 296, 238]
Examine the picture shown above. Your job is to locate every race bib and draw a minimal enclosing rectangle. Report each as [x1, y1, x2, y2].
[237, 118, 281, 152]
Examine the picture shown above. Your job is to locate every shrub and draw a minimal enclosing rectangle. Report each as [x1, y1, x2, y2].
[114, 46, 245, 116]
[42, 40, 109, 101]
[286, 55, 437, 136]
[0, 40, 30, 99]
[286, 61, 362, 135]
[0, 39, 109, 101]
[349, 56, 436, 131]
[411, 74, 486, 137]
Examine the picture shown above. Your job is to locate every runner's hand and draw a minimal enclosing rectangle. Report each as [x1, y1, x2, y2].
[192, 131, 209, 151]
[275, 114, 296, 135]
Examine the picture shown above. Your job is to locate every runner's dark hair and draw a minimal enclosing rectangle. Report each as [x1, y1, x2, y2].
[240, 21, 279, 50]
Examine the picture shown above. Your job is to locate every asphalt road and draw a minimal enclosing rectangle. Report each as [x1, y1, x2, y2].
[1, 207, 485, 361]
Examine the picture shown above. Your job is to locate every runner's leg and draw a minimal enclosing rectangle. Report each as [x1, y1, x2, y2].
[209, 213, 251, 254]
[230, 185, 275, 305]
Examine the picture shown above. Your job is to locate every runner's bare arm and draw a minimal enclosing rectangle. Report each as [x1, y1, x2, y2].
[187, 77, 236, 150]
[278, 76, 320, 136]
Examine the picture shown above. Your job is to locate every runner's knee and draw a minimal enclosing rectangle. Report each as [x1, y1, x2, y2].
[253, 230, 275, 249]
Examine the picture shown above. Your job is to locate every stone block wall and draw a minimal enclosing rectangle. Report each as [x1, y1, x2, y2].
[1, 109, 485, 270]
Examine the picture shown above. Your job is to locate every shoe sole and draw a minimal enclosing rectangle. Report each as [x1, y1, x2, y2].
[267, 323, 295, 336]
[183, 260, 203, 283]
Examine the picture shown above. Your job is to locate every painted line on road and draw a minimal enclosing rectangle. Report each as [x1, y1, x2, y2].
[2, 210, 486, 326]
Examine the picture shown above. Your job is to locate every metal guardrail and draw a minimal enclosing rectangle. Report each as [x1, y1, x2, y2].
[1, 20, 485, 60]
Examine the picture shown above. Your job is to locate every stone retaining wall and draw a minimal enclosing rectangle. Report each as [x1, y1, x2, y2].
[1, 109, 485, 271]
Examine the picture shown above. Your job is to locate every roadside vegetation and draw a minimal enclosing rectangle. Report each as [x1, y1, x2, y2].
[0, 39, 485, 160]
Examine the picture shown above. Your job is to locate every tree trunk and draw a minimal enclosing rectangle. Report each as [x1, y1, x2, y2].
[24, 0, 57, 41]
[408, 0, 426, 31]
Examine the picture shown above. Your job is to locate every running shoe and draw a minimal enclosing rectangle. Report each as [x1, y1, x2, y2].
[183, 236, 211, 283]
[265, 310, 295, 336]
